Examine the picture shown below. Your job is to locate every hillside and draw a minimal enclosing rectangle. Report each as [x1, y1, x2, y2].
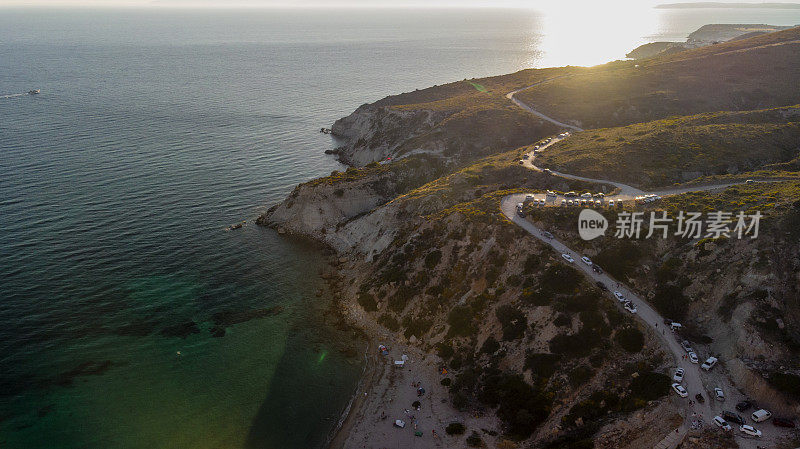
[329, 67, 583, 166]
[535, 106, 800, 188]
[262, 27, 800, 448]
[515, 26, 800, 129]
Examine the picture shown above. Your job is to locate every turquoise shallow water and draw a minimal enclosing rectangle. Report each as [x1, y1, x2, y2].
[2, 7, 800, 449]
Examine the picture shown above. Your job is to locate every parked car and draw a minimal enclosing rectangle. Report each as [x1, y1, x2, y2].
[701, 357, 718, 371]
[546, 190, 556, 197]
[673, 368, 685, 382]
[592, 265, 603, 274]
[516, 203, 525, 218]
[624, 302, 637, 314]
[713, 416, 732, 432]
[746, 179, 755, 184]
[596, 281, 608, 291]
[773, 417, 795, 428]
[736, 400, 753, 412]
[681, 340, 692, 352]
[581, 256, 593, 266]
[525, 194, 535, 202]
[394, 419, 406, 428]
[608, 200, 615, 207]
[614, 291, 625, 302]
[723, 411, 745, 425]
[695, 393, 705, 403]
[543, 168, 552, 175]
[541, 231, 554, 239]
[688, 352, 699, 364]
[739, 425, 762, 437]
[671, 383, 688, 398]
[752, 409, 772, 423]
[561, 199, 567, 206]
[519, 160, 525, 165]
[714, 387, 725, 401]
[561, 254, 574, 263]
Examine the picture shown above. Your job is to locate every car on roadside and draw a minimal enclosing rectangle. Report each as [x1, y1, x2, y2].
[516, 203, 525, 218]
[673, 368, 685, 382]
[701, 357, 718, 371]
[681, 340, 693, 353]
[695, 393, 705, 403]
[539, 199, 547, 206]
[519, 160, 525, 165]
[688, 352, 699, 364]
[713, 416, 732, 432]
[546, 190, 556, 197]
[561, 199, 566, 206]
[581, 256, 593, 266]
[525, 194, 535, 202]
[739, 425, 762, 437]
[562, 254, 574, 263]
[745, 179, 755, 184]
[592, 265, 603, 274]
[624, 302, 637, 314]
[736, 400, 753, 412]
[752, 409, 772, 423]
[541, 231, 554, 239]
[714, 387, 725, 401]
[773, 417, 795, 428]
[614, 291, 625, 302]
[671, 383, 688, 398]
[723, 411, 745, 425]
[567, 199, 574, 206]
[543, 168, 552, 175]
[608, 200, 615, 207]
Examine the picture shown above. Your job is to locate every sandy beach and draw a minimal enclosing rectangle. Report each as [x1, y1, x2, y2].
[328, 292, 500, 449]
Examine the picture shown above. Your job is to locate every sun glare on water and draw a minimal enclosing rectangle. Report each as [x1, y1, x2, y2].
[532, 3, 659, 67]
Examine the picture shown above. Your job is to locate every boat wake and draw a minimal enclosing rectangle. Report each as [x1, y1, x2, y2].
[2, 90, 40, 99]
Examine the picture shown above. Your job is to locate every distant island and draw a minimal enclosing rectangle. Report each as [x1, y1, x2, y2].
[657, 2, 800, 8]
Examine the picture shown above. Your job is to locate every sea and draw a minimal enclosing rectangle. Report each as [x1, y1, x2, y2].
[2, 6, 799, 449]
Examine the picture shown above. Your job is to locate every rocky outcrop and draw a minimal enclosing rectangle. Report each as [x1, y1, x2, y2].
[687, 24, 791, 46]
[626, 42, 687, 60]
[257, 156, 444, 252]
[331, 105, 445, 166]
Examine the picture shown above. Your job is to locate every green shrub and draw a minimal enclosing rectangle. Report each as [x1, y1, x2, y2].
[425, 249, 443, 269]
[549, 327, 602, 357]
[466, 431, 483, 447]
[447, 306, 476, 337]
[446, 422, 466, 435]
[496, 305, 527, 341]
[378, 314, 400, 332]
[357, 292, 377, 312]
[615, 327, 644, 353]
[629, 371, 670, 402]
[480, 336, 500, 355]
[769, 372, 800, 399]
[568, 365, 595, 388]
[524, 353, 561, 379]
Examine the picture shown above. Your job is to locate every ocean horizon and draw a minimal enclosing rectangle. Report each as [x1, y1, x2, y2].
[2, 6, 800, 448]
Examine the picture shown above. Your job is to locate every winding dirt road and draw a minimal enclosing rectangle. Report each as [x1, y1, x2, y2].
[502, 88, 789, 449]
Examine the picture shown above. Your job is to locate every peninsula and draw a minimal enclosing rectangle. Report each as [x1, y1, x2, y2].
[261, 26, 800, 449]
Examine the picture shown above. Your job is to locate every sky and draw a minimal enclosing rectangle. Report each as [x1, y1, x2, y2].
[6, 0, 800, 8]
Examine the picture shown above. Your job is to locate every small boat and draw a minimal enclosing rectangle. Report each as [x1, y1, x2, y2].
[28, 89, 40, 95]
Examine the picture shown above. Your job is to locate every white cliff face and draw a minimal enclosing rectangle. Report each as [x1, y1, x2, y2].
[331, 105, 444, 166]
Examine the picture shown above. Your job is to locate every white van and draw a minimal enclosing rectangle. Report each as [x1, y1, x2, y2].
[751, 409, 772, 423]
[670, 322, 682, 331]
